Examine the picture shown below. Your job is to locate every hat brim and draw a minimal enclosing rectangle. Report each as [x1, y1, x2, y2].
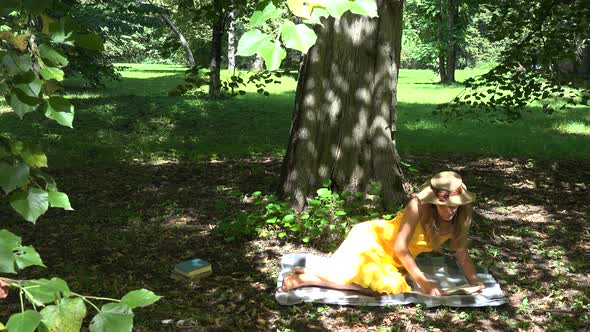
[415, 181, 476, 206]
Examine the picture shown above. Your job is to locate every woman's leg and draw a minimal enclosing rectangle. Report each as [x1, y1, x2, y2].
[279, 268, 381, 296]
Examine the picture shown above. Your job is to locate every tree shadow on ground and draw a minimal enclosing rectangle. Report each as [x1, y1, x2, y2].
[0, 155, 588, 330]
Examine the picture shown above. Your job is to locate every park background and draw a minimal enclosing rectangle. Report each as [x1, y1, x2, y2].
[0, 0, 589, 331]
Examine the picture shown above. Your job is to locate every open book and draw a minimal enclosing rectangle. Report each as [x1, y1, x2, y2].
[441, 284, 483, 296]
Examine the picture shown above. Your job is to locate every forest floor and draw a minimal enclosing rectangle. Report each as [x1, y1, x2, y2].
[1, 65, 589, 330]
[1, 154, 588, 331]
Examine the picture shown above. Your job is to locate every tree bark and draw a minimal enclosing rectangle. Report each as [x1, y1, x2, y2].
[446, 0, 458, 82]
[227, 8, 236, 70]
[160, 13, 196, 67]
[252, 54, 265, 70]
[209, 0, 224, 98]
[279, 0, 406, 211]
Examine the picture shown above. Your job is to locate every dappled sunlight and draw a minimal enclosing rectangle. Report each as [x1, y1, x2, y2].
[554, 120, 590, 135]
[479, 204, 551, 223]
[402, 118, 444, 130]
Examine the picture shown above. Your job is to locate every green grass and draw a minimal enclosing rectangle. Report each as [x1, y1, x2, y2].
[1, 63, 588, 330]
[1, 63, 589, 168]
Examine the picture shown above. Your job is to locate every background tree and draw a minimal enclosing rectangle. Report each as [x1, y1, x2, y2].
[404, 0, 479, 82]
[442, 0, 590, 119]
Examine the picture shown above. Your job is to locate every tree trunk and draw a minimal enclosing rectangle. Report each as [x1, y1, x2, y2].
[209, 0, 224, 98]
[252, 54, 265, 70]
[446, 0, 458, 82]
[160, 14, 196, 67]
[438, 56, 448, 82]
[227, 8, 236, 70]
[279, 0, 406, 211]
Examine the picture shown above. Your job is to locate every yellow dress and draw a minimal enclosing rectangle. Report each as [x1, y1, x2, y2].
[317, 211, 449, 294]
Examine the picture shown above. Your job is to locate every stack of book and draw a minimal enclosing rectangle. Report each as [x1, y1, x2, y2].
[172, 258, 213, 281]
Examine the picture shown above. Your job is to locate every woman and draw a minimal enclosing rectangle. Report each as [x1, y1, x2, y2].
[280, 171, 485, 296]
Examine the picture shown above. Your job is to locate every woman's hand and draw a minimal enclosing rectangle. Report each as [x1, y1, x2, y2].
[468, 280, 485, 294]
[418, 280, 443, 296]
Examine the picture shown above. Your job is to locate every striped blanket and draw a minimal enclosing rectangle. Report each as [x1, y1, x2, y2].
[275, 253, 507, 307]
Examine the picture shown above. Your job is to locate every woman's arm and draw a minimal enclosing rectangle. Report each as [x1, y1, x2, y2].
[394, 198, 442, 296]
[455, 248, 485, 289]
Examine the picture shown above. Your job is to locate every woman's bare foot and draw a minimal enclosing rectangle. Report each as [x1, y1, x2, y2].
[279, 267, 324, 292]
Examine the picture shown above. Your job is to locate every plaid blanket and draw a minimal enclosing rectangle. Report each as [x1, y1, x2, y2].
[275, 253, 507, 308]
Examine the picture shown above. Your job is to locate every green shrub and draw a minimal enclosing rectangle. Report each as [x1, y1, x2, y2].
[215, 180, 404, 251]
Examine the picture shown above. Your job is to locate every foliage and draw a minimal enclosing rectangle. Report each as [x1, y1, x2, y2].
[437, 63, 589, 122]
[64, 0, 165, 85]
[236, 0, 379, 71]
[215, 181, 402, 251]
[439, 0, 590, 119]
[0, 1, 159, 329]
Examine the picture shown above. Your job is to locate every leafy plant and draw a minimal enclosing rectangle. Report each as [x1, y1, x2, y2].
[216, 180, 402, 251]
[236, 0, 379, 71]
[0, 1, 159, 330]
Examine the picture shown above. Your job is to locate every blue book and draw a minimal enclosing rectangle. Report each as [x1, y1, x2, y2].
[173, 258, 212, 278]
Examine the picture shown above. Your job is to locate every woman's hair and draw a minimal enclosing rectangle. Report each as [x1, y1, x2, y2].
[420, 203, 473, 250]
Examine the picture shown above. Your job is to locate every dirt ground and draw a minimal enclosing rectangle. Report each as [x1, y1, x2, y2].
[1, 154, 589, 331]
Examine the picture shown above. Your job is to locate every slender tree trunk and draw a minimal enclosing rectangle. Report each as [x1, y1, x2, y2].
[446, 0, 458, 82]
[227, 8, 236, 70]
[252, 55, 265, 70]
[279, 0, 406, 211]
[438, 56, 448, 82]
[160, 14, 196, 67]
[209, 0, 224, 98]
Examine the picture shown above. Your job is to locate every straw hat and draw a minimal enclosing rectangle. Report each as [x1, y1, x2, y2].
[415, 171, 476, 206]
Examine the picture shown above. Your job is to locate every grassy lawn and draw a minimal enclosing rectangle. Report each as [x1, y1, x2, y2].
[0, 64, 589, 331]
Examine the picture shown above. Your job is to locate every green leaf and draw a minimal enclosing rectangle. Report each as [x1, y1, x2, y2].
[322, 179, 332, 187]
[39, 298, 86, 332]
[2, 52, 32, 76]
[282, 214, 295, 223]
[303, 7, 329, 25]
[40, 66, 64, 81]
[349, 0, 378, 17]
[236, 29, 273, 57]
[281, 22, 317, 54]
[258, 41, 286, 71]
[6, 310, 42, 332]
[89, 303, 133, 332]
[316, 188, 331, 198]
[48, 191, 73, 210]
[278, 231, 287, 238]
[308, 199, 321, 206]
[20, 143, 47, 168]
[0, 230, 20, 274]
[23, 278, 71, 306]
[324, 0, 351, 17]
[43, 97, 74, 128]
[14, 245, 45, 269]
[250, 2, 281, 26]
[37, 44, 68, 67]
[14, 76, 42, 97]
[9, 187, 49, 223]
[6, 89, 39, 118]
[74, 33, 104, 51]
[335, 210, 347, 216]
[0, 161, 29, 194]
[120, 289, 160, 309]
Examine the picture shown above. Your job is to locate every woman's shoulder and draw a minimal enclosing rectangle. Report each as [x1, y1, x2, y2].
[404, 197, 432, 216]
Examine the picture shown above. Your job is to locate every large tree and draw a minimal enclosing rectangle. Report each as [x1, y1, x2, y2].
[279, 0, 406, 211]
